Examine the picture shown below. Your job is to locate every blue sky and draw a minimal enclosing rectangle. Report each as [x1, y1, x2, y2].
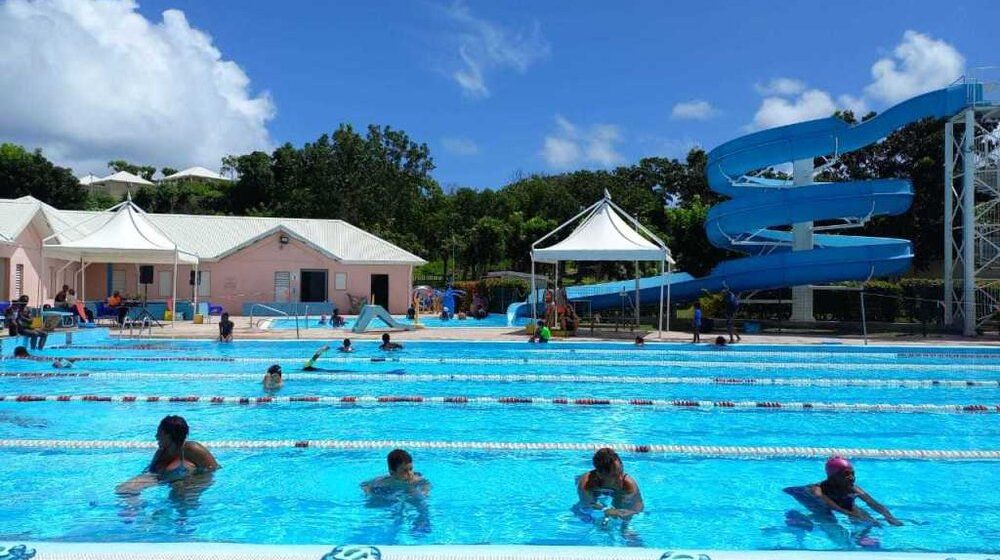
[1, 0, 997, 188]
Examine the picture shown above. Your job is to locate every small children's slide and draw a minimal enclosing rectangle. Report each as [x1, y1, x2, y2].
[352, 305, 415, 333]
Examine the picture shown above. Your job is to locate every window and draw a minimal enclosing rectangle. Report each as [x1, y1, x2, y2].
[14, 263, 24, 298]
[335, 272, 347, 291]
[274, 271, 291, 302]
[158, 270, 173, 297]
[111, 268, 127, 295]
[197, 270, 211, 297]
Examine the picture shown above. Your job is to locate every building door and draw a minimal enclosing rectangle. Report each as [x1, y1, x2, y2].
[300, 269, 328, 302]
[0, 258, 7, 299]
[370, 274, 389, 309]
[274, 271, 291, 302]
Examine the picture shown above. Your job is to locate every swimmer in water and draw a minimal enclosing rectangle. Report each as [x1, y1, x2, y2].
[12, 346, 76, 368]
[576, 447, 644, 521]
[379, 333, 402, 351]
[362, 448, 429, 496]
[116, 415, 219, 494]
[303, 344, 332, 370]
[263, 364, 284, 389]
[783, 456, 902, 548]
[338, 338, 354, 353]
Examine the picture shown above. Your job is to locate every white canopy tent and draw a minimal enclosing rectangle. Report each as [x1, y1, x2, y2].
[531, 191, 674, 338]
[41, 197, 199, 323]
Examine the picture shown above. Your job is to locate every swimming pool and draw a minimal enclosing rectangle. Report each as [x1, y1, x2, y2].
[266, 314, 531, 329]
[1, 333, 998, 553]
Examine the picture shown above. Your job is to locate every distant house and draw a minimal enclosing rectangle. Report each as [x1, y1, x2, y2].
[80, 171, 154, 199]
[78, 165, 232, 199]
[1, 196, 425, 315]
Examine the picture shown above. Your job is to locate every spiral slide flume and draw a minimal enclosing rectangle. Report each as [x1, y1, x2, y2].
[508, 84, 982, 322]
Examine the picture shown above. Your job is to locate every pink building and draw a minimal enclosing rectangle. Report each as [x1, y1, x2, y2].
[1, 196, 425, 315]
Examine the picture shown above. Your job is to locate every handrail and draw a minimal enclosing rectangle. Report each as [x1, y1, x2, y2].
[248, 303, 299, 338]
[303, 304, 310, 329]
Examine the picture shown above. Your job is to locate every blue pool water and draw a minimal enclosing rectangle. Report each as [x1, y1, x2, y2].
[267, 314, 530, 329]
[1, 334, 999, 552]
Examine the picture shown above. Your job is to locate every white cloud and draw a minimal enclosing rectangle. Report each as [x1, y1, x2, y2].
[748, 31, 963, 131]
[671, 100, 718, 120]
[441, 2, 550, 98]
[865, 30, 965, 104]
[755, 78, 806, 96]
[441, 136, 479, 156]
[541, 115, 623, 170]
[0, 0, 274, 174]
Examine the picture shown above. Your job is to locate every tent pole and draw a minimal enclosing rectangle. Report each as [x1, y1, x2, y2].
[39, 247, 46, 306]
[193, 260, 199, 316]
[171, 251, 178, 326]
[658, 258, 664, 340]
[634, 261, 640, 331]
[81, 257, 86, 305]
[530, 258, 537, 327]
[666, 261, 672, 335]
[554, 263, 559, 329]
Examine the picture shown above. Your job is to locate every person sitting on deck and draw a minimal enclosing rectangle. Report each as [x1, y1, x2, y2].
[14, 298, 47, 350]
[53, 285, 70, 309]
[107, 291, 128, 326]
[116, 415, 219, 494]
[218, 312, 234, 342]
[379, 333, 402, 351]
[575, 447, 644, 521]
[263, 364, 284, 389]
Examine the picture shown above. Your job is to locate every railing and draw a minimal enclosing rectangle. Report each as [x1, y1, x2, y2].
[248, 304, 299, 338]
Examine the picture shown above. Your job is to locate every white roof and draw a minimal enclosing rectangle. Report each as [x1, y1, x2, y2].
[160, 166, 231, 182]
[3, 196, 425, 266]
[532, 195, 672, 263]
[43, 199, 198, 264]
[77, 174, 102, 185]
[95, 170, 154, 186]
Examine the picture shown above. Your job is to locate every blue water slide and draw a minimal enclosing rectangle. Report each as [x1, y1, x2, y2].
[508, 84, 982, 323]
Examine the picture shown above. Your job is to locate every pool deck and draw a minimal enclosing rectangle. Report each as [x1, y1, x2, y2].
[124, 316, 1000, 346]
[12, 542, 997, 560]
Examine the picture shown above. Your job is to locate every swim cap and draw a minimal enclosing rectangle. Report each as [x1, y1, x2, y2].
[825, 456, 852, 477]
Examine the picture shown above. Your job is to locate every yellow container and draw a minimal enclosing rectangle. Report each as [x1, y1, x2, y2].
[30, 317, 43, 329]
[193, 314, 204, 324]
[164, 310, 173, 321]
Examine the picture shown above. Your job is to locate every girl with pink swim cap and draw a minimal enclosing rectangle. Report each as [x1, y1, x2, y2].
[782, 456, 902, 548]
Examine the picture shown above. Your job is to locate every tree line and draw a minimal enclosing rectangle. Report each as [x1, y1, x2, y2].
[0, 115, 951, 283]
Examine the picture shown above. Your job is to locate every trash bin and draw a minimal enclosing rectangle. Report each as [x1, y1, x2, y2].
[193, 314, 204, 324]
[164, 310, 173, 321]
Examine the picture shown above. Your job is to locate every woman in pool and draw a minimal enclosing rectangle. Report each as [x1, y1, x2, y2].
[783, 456, 901, 548]
[576, 447, 644, 520]
[116, 415, 219, 494]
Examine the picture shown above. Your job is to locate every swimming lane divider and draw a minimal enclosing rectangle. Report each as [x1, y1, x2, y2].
[1, 438, 998, 460]
[2, 394, 997, 414]
[2, 371, 999, 388]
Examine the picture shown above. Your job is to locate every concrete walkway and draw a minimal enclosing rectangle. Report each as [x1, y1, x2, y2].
[125, 316, 1000, 346]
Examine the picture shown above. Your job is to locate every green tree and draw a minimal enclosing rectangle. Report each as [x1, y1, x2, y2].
[107, 159, 156, 181]
[0, 143, 87, 208]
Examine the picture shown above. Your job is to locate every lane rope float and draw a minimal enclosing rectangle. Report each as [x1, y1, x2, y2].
[1, 438, 997, 460]
[2, 394, 998, 414]
[2, 371, 998, 388]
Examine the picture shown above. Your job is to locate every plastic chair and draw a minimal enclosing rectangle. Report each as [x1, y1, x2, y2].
[206, 304, 224, 323]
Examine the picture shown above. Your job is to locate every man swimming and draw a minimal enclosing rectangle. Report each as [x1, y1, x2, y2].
[338, 338, 354, 352]
[362, 449, 429, 496]
[263, 364, 284, 389]
[303, 344, 332, 370]
[379, 333, 402, 351]
[13, 346, 75, 368]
